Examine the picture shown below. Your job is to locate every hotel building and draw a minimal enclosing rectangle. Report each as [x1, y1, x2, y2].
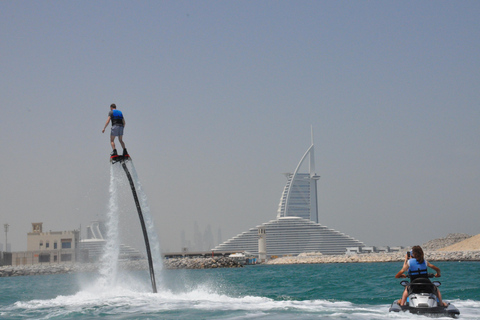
[213, 131, 365, 257]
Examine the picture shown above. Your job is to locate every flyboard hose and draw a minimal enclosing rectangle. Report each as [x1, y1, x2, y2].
[120, 160, 158, 293]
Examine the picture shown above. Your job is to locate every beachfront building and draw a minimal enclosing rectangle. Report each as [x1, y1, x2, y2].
[12, 222, 81, 266]
[212, 131, 365, 257]
[9, 221, 143, 266]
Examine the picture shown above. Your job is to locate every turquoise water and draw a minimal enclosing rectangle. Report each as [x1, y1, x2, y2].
[1, 261, 479, 319]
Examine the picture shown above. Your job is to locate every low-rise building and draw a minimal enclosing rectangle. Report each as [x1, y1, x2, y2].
[12, 223, 80, 266]
[346, 245, 405, 254]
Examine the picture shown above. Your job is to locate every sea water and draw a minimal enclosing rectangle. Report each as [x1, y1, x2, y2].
[0, 262, 479, 319]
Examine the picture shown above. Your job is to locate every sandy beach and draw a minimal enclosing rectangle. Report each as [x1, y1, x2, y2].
[267, 233, 480, 265]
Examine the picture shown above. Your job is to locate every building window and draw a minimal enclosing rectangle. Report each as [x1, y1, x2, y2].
[61, 254, 72, 262]
[61, 238, 72, 249]
[54, 242, 57, 249]
[54, 255, 57, 262]
[39, 253, 50, 263]
[46, 242, 50, 248]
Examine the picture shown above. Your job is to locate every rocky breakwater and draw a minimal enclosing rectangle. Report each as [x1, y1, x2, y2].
[0, 257, 242, 277]
[267, 233, 480, 265]
[266, 252, 404, 265]
[0, 263, 98, 277]
[422, 233, 472, 251]
[0, 261, 149, 277]
[266, 250, 480, 265]
[163, 257, 243, 269]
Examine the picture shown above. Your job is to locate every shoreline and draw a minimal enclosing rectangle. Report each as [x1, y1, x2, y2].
[1, 251, 479, 277]
[0, 257, 242, 277]
[266, 250, 480, 265]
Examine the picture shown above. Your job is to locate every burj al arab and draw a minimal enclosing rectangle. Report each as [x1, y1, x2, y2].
[212, 129, 365, 257]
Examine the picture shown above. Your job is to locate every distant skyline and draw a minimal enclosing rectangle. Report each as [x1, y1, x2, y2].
[1, 1, 479, 252]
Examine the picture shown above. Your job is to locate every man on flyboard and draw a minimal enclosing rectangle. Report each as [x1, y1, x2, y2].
[102, 103, 128, 158]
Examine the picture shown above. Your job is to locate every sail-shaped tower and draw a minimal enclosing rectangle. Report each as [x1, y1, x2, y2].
[277, 128, 320, 222]
[212, 130, 364, 256]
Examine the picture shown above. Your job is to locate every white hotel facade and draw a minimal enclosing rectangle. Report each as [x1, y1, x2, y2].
[213, 132, 365, 256]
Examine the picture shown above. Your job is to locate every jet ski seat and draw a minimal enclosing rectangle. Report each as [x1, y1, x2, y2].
[409, 278, 436, 294]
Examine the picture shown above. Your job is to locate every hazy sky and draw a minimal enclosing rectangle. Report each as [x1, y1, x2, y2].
[1, 1, 479, 252]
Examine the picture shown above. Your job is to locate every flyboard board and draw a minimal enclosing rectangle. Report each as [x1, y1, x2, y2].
[110, 153, 157, 293]
[110, 154, 131, 164]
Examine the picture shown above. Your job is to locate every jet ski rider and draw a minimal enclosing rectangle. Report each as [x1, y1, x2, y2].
[395, 245, 447, 306]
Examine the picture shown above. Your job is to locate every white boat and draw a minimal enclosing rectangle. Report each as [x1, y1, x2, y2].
[228, 252, 246, 264]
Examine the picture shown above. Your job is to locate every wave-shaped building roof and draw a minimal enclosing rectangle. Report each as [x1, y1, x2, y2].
[213, 129, 365, 256]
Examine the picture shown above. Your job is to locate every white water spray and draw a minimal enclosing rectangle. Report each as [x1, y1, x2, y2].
[97, 160, 162, 290]
[127, 161, 163, 286]
[98, 165, 122, 286]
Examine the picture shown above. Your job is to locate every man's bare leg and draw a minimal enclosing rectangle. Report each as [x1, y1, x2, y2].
[110, 135, 116, 150]
[118, 136, 126, 149]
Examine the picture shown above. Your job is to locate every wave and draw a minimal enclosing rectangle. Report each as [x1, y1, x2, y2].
[4, 283, 479, 320]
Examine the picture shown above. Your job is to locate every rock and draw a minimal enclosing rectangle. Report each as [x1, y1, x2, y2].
[163, 257, 243, 270]
[422, 233, 472, 251]
[265, 250, 480, 265]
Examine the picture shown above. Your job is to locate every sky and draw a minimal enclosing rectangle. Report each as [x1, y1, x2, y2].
[1, 1, 479, 253]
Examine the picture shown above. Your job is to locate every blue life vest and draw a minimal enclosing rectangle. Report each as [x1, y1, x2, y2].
[111, 109, 124, 126]
[408, 258, 428, 281]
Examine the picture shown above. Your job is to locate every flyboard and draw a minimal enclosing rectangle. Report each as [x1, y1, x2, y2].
[111, 153, 157, 293]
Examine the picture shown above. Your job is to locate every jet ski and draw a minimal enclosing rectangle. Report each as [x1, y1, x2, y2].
[389, 274, 460, 318]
